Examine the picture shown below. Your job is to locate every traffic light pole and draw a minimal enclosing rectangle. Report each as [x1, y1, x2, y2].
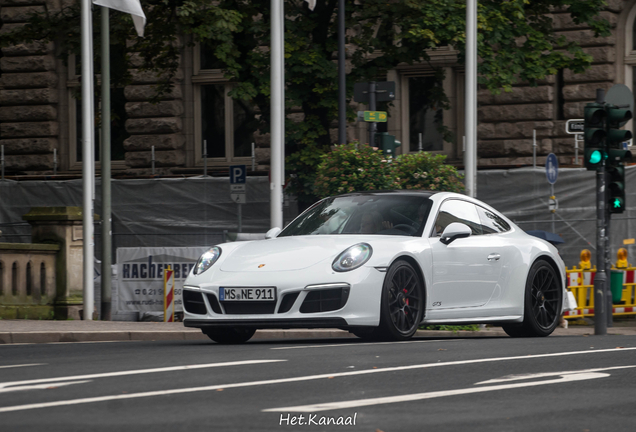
[593, 88, 607, 336]
[594, 162, 608, 335]
[604, 170, 614, 328]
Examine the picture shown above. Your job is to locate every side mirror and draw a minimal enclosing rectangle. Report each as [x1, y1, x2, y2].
[265, 227, 282, 239]
[440, 222, 471, 245]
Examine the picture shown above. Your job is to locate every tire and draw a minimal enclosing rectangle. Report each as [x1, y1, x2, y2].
[377, 260, 425, 341]
[503, 260, 562, 337]
[203, 327, 256, 344]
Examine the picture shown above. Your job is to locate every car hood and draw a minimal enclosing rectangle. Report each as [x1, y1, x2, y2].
[219, 236, 368, 272]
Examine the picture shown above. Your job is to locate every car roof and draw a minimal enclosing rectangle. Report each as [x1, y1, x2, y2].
[334, 190, 439, 199]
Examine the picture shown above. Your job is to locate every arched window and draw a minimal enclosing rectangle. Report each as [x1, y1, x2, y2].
[40, 262, 47, 296]
[26, 262, 33, 296]
[12, 262, 18, 296]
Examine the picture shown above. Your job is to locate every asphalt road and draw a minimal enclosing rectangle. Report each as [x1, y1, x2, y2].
[0, 335, 635, 431]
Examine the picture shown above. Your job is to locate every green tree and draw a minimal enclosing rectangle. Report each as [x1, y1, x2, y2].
[313, 143, 398, 198]
[392, 152, 464, 193]
[1, 0, 610, 203]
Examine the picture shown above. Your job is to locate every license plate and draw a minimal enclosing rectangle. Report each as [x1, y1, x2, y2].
[219, 287, 276, 302]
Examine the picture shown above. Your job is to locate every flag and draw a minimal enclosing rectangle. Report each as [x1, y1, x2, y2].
[92, 0, 146, 37]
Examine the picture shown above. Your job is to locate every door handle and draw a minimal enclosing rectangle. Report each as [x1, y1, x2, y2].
[487, 253, 501, 261]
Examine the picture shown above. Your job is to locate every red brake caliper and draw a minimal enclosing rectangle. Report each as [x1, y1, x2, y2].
[403, 289, 409, 314]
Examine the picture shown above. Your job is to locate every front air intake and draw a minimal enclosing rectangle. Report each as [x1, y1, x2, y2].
[299, 287, 350, 313]
[183, 290, 207, 315]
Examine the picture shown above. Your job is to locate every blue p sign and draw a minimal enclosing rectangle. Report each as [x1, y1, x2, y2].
[230, 165, 246, 184]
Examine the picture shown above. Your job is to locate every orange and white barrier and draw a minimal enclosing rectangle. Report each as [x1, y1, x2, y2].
[164, 265, 175, 322]
[565, 264, 636, 319]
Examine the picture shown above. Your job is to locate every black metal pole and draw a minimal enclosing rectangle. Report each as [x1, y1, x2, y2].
[605, 165, 614, 327]
[337, 0, 346, 145]
[368, 81, 376, 146]
[594, 88, 607, 335]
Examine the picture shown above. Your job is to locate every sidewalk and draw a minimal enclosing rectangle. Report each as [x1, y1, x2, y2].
[0, 320, 634, 345]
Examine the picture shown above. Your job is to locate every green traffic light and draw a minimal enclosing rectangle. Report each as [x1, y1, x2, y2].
[589, 150, 602, 164]
[614, 198, 623, 209]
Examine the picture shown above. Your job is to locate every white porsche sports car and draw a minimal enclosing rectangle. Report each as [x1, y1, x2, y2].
[183, 191, 566, 343]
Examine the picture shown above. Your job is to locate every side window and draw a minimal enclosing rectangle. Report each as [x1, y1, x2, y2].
[432, 200, 483, 237]
[476, 206, 511, 234]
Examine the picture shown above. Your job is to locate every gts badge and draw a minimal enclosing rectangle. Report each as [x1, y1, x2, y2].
[432, 301, 442, 307]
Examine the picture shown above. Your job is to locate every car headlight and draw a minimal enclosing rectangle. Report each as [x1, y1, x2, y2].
[194, 247, 222, 275]
[332, 243, 372, 272]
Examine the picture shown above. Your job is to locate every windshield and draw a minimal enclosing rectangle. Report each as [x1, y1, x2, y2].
[279, 195, 433, 237]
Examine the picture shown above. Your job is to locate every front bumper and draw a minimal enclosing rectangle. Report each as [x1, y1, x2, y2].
[184, 318, 349, 329]
[181, 266, 385, 328]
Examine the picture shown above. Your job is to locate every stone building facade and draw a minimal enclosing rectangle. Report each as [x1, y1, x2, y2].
[1, 0, 636, 178]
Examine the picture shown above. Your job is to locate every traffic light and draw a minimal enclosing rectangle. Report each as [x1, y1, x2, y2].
[375, 132, 400, 157]
[583, 103, 606, 170]
[607, 164, 626, 213]
[605, 104, 633, 166]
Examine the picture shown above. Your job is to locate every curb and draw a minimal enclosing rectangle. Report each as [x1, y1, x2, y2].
[0, 328, 509, 345]
[0, 326, 632, 345]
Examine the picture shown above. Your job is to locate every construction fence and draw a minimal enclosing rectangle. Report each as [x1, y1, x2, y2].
[1, 166, 636, 277]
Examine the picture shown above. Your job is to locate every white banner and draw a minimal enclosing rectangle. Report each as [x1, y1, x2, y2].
[116, 246, 207, 313]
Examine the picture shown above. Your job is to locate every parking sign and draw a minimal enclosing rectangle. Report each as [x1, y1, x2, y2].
[230, 165, 246, 184]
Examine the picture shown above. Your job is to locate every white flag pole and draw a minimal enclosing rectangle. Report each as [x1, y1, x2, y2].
[464, 0, 477, 198]
[270, 0, 283, 229]
[81, 0, 95, 320]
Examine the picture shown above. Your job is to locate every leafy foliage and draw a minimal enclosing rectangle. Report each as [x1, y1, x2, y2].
[0, 0, 610, 198]
[313, 144, 463, 198]
[392, 153, 464, 193]
[285, 143, 331, 210]
[313, 143, 398, 198]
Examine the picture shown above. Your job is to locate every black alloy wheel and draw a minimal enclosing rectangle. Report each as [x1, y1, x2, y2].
[378, 260, 424, 340]
[503, 260, 562, 337]
[203, 327, 256, 344]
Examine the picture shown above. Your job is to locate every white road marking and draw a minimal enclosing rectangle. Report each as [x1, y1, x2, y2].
[0, 381, 91, 394]
[272, 339, 461, 350]
[0, 347, 634, 413]
[0, 364, 44, 370]
[0, 359, 286, 390]
[264, 366, 636, 412]
[474, 365, 636, 385]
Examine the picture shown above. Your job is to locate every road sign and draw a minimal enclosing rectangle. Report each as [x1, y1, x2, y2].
[231, 193, 246, 204]
[546, 153, 558, 184]
[363, 111, 387, 122]
[353, 81, 396, 103]
[565, 119, 584, 134]
[230, 165, 246, 184]
[229, 165, 246, 203]
[548, 196, 558, 212]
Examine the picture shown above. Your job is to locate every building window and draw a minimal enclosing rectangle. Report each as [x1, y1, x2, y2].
[399, 65, 458, 158]
[11, 262, 18, 296]
[26, 262, 32, 296]
[193, 45, 259, 166]
[554, 69, 565, 121]
[40, 262, 46, 297]
[67, 54, 128, 170]
[623, 4, 636, 138]
[408, 76, 445, 152]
